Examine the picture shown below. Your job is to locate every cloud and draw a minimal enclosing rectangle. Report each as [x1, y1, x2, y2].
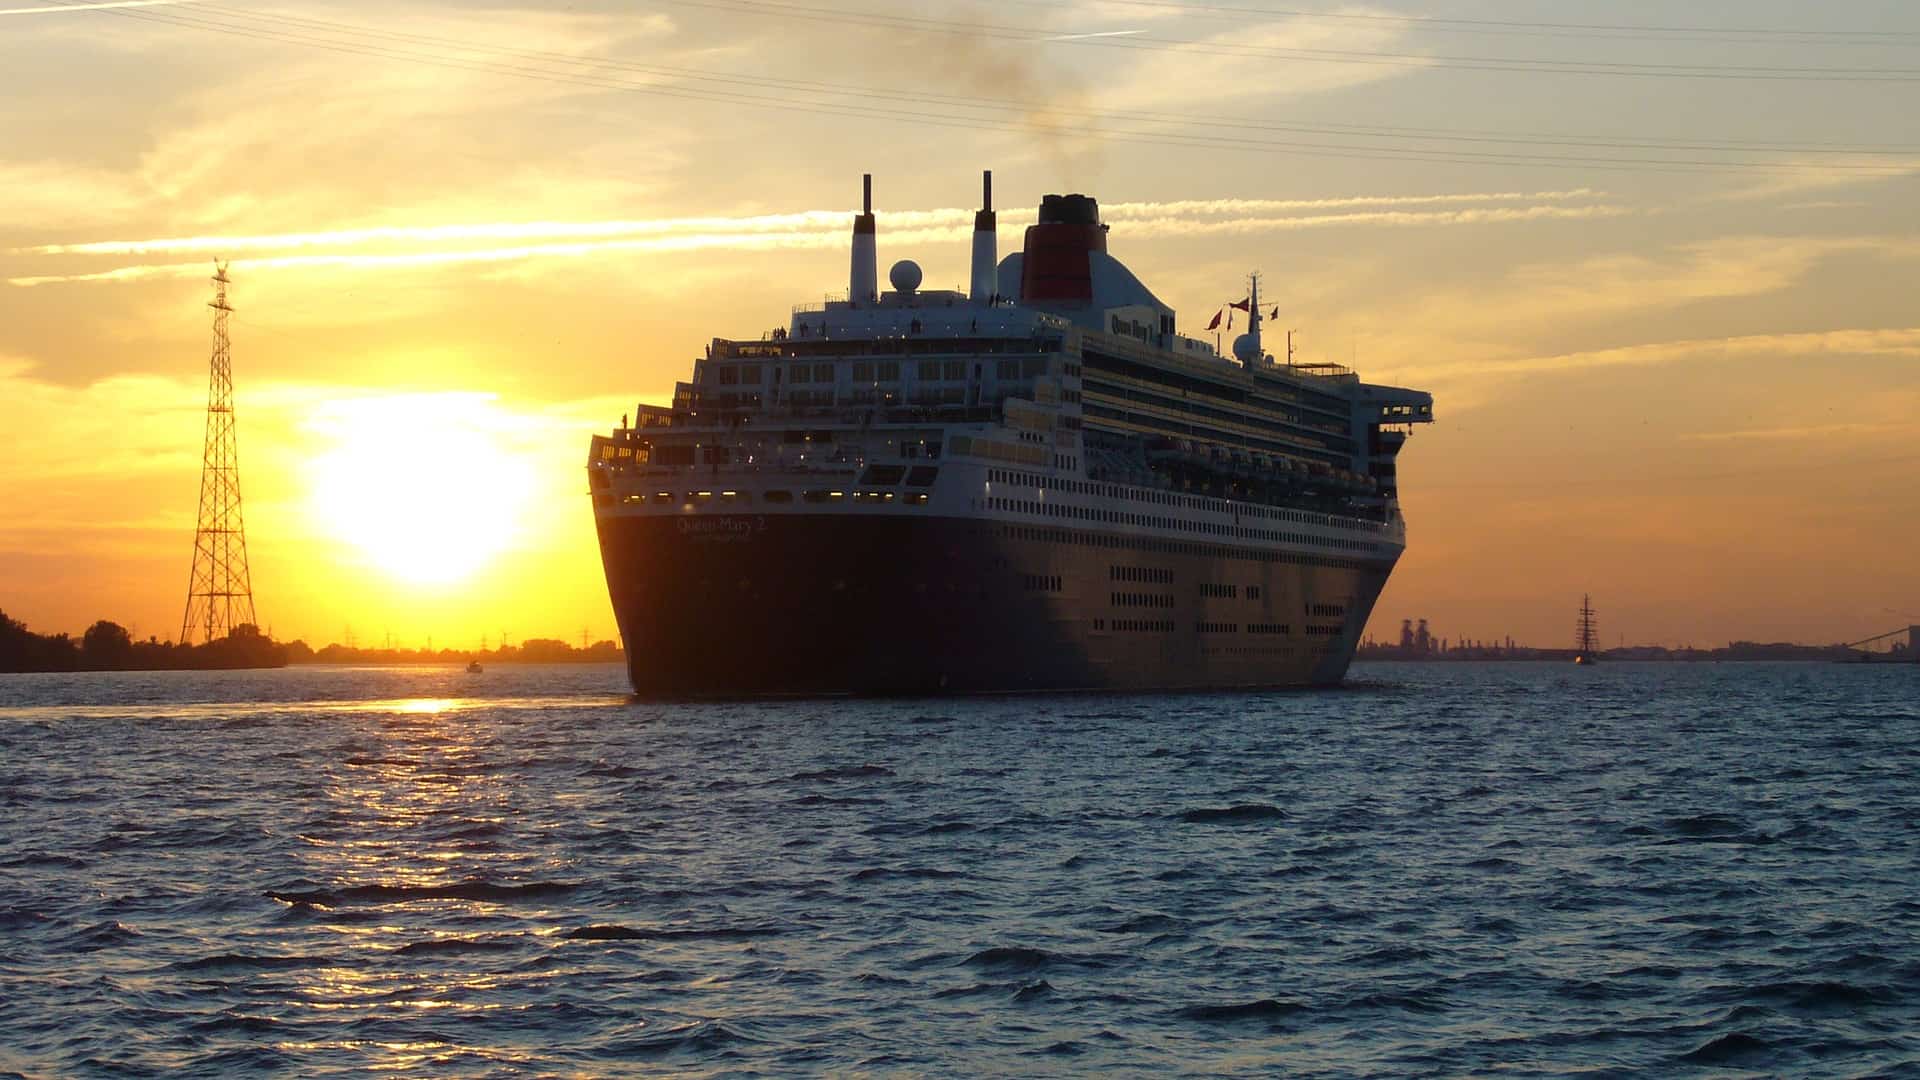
[1095, 13, 1426, 109]
[1680, 420, 1912, 443]
[1712, 157, 1920, 203]
[0, 5, 682, 236]
[1417, 327, 1920, 382]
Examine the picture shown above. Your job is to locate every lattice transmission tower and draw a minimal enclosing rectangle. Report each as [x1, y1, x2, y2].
[180, 262, 258, 644]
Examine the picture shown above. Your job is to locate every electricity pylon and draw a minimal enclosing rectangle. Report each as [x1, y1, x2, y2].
[180, 262, 258, 644]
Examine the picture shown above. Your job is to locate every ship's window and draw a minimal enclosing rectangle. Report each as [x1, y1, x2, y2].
[996, 359, 1018, 379]
[878, 361, 901, 381]
[917, 360, 942, 380]
[653, 491, 672, 505]
[906, 466, 938, 487]
[719, 365, 740, 385]
[815, 363, 835, 382]
[738, 365, 761, 384]
[859, 465, 907, 486]
[1022, 357, 1047, 377]
[943, 360, 965, 380]
[689, 491, 713, 503]
[802, 490, 842, 503]
[906, 493, 929, 505]
[852, 361, 874, 381]
[764, 490, 793, 504]
[789, 363, 811, 383]
[720, 490, 749, 504]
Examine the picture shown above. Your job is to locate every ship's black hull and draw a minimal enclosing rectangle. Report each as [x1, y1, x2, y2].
[596, 513, 1394, 696]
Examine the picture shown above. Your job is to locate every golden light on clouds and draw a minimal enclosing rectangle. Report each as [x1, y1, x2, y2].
[302, 394, 539, 587]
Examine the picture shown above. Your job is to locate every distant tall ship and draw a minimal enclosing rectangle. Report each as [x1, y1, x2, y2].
[1574, 595, 1600, 665]
[588, 172, 1435, 695]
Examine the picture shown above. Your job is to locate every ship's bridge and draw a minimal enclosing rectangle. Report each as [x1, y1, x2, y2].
[787, 296, 1058, 343]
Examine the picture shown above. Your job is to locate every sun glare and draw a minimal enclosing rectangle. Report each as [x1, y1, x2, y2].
[304, 394, 538, 586]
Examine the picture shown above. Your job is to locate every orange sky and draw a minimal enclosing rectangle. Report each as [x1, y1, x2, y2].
[3, 0, 1917, 650]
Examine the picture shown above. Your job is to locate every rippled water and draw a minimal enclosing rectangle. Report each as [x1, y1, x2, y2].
[1, 662, 1916, 1077]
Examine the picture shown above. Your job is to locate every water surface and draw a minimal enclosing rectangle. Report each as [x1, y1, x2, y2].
[1, 662, 1915, 1076]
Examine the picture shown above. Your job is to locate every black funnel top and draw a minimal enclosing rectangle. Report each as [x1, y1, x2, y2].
[1037, 193, 1100, 226]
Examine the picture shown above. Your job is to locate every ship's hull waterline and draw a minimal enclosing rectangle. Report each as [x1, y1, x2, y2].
[597, 512, 1393, 696]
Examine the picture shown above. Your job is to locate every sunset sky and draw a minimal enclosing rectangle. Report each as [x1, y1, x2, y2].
[3, 0, 1917, 651]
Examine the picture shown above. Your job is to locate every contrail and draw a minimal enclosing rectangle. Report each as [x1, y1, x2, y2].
[1043, 29, 1145, 41]
[7, 202, 1631, 286]
[0, 0, 203, 14]
[16, 189, 1605, 258]
[1103, 189, 1605, 217]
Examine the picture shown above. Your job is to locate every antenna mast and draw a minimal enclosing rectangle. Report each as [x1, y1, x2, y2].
[180, 262, 258, 644]
[1575, 594, 1599, 660]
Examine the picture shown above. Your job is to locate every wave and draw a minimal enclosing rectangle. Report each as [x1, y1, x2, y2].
[393, 937, 520, 956]
[1012, 979, 1054, 1002]
[170, 953, 334, 972]
[604, 1019, 754, 1058]
[0, 907, 53, 932]
[1661, 813, 1748, 837]
[1174, 999, 1306, 1023]
[187, 1011, 282, 1034]
[267, 879, 579, 906]
[961, 946, 1090, 974]
[1678, 1032, 1772, 1064]
[0, 852, 88, 870]
[920, 821, 974, 835]
[790, 764, 895, 782]
[851, 867, 963, 882]
[1096, 914, 1183, 935]
[564, 923, 784, 941]
[932, 981, 1004, 999]
[60, 920, 140, 951]
[792, 794, 882, 806]
[1341, 989, 1447, 1013]
[1179, 804, 1288, 824]
[1746, 979, 1895, 1011]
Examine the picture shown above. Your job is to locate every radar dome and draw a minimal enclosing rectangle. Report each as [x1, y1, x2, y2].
[1232, 333, 1261, 364]
[889, 259, 923, 294]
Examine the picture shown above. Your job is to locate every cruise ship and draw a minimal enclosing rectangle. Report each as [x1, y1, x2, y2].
[588, 173, 1434, 695]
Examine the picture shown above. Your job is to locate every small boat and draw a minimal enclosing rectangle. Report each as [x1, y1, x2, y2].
[466, 660, 483, 674]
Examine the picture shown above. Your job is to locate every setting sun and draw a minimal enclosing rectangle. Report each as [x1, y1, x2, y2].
[303, 393, 537, 586]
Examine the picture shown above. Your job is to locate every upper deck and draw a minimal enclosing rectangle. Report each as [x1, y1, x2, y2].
[591, 176, 1431, 524]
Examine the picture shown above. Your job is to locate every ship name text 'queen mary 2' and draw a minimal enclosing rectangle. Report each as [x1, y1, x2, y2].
[588, 173, 1434, 695]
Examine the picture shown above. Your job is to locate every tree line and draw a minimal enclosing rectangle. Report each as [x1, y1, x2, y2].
[1, 609, 623, 673]
[1, 610, 288, 672]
